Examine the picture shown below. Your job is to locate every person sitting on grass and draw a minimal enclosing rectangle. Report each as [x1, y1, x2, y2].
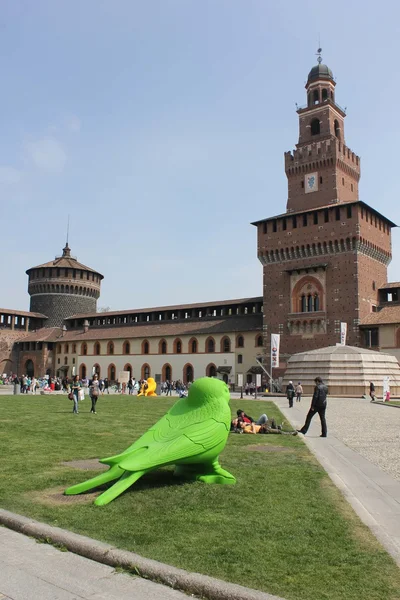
[236, 409, 268, 426]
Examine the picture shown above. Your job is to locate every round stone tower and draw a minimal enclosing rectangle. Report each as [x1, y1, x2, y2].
[26, 244, 103, 327]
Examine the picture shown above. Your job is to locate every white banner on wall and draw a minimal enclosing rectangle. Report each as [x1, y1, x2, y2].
[340, 322, 347, 346]
[271, 334, 280, 369]
[237, 374, 243, 387]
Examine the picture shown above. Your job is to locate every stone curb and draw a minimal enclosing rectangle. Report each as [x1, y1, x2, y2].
[371, 401, 400, 409]
[0, 509, 286, 600]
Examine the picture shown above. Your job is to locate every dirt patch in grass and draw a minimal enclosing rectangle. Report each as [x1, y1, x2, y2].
[29, 486, 100, 506]
[60, 459, 108, 471]
[247, 444, 292, 453]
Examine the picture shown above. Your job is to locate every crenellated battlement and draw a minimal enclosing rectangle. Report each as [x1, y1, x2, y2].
[285, 137, 360, 175]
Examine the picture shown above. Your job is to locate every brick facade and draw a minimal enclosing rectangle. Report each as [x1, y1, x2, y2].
[254, 60, 395, 373]
[30, 294, 97, 327]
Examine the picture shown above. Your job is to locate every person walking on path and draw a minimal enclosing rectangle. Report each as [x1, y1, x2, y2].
[71, 375, 81, 414]
[297, 376, 328, 437]
[286, 381, 295, 408]
[369, 381, 376, 402]
[295, 382, 303, 402]
[89, 374, 101, 414]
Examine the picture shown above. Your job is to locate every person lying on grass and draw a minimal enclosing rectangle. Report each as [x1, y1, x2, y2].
[231, 416, 298, 435]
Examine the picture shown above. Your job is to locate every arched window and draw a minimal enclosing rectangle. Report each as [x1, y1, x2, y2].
[107, 341, 114, 355]
[189, 338, 198, 353]
[236, 335, 244, 348]
[184, 363, 194, 384]
[307, 295, 313, 312]
[238, 354, 243, 364]
[124, 363, 132, 376]
[64, 357, 68, 365]
[81, 343, 87, 356]
[159, 339, 167, 354]
[94, 342, 101, 355]
[173, 338, 182, 354]
[313, 89, 319, 104]
[162, 363, 172, 381]
[123, 341, 130, 355]
[57, 344, 62, 353]
[72, 344, 76, 353]
[206, 363, 217, 378]
[322, 88, 328, 101]
[142, 340, 149, 355]
[310, 118, 320, 135]
[64, 344, 69, 354]
[141, 363, 150, 379]
[108, 364, 116, 381]
[206, 337, 215, 353]
[256, 335, 263, 347]
[93, 363, 101, 376]
[292, 276, 324, 313]
[221, 336, 231, 353]
[334, 119, 341, 140]
[79, 363, 86, 379]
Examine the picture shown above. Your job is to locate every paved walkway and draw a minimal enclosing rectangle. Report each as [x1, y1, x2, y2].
[274, 396, 400, 566]
[0, 526, 189, 600]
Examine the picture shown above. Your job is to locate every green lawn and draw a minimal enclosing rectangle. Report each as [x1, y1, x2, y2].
[1, 394, 399, 600]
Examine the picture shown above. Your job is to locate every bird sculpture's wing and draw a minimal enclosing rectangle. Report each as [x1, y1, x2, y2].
[100, 415, 228, 472]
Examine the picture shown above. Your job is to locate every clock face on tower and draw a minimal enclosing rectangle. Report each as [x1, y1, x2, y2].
[305, 172, 318, 194]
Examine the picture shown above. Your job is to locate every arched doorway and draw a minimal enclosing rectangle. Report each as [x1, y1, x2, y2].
[25, 359, 34, 378]
[183, 363, 193, 384]
[162, 363, 172, 382]
[222, 373, 228, 384]
[79, 364, 87, 379]
[124, 363, 132, 377]
[206, 363, 217, 378]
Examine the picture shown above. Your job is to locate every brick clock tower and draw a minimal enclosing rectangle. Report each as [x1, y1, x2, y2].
[253, 52, 396, 373]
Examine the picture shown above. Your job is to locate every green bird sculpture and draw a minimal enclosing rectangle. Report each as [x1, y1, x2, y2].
[65, 377, 236, 505]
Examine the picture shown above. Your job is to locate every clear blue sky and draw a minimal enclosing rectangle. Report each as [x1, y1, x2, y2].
[2, 0, 400, 311]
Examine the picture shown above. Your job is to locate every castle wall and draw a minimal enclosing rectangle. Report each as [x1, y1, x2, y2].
[30, 294, 97, 327]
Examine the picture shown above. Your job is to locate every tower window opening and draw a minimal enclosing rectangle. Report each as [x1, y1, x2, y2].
[335, 207, 341, 221]
[263, 222, 267, 234]
[324, 209, 329, 223]
[292, 216, 297, 229]
[301, 180, 304, 188]
[322, 88, 328, 102]
[342, 177, 345, 186]
[310, 118, 320, 135]
[314, 212, 318, 225]
[334, 119, 341, 140]
[273, 220, 277, 233]
[347, 205, 352, 218]
[313, 89, 319, 105]
[351, 183, 354, 192]
[303, 214, 307, 226]
[319, 176, 323, 184]
[282, 218, 287, 231]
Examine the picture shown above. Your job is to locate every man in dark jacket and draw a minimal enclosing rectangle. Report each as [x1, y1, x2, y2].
[297, 377, 328, 437]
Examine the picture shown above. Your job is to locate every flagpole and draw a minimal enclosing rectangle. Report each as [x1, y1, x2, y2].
[270, 344, 273, 394]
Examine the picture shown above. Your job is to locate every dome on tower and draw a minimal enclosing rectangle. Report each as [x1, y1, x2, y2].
[307, 63, 334, 83]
